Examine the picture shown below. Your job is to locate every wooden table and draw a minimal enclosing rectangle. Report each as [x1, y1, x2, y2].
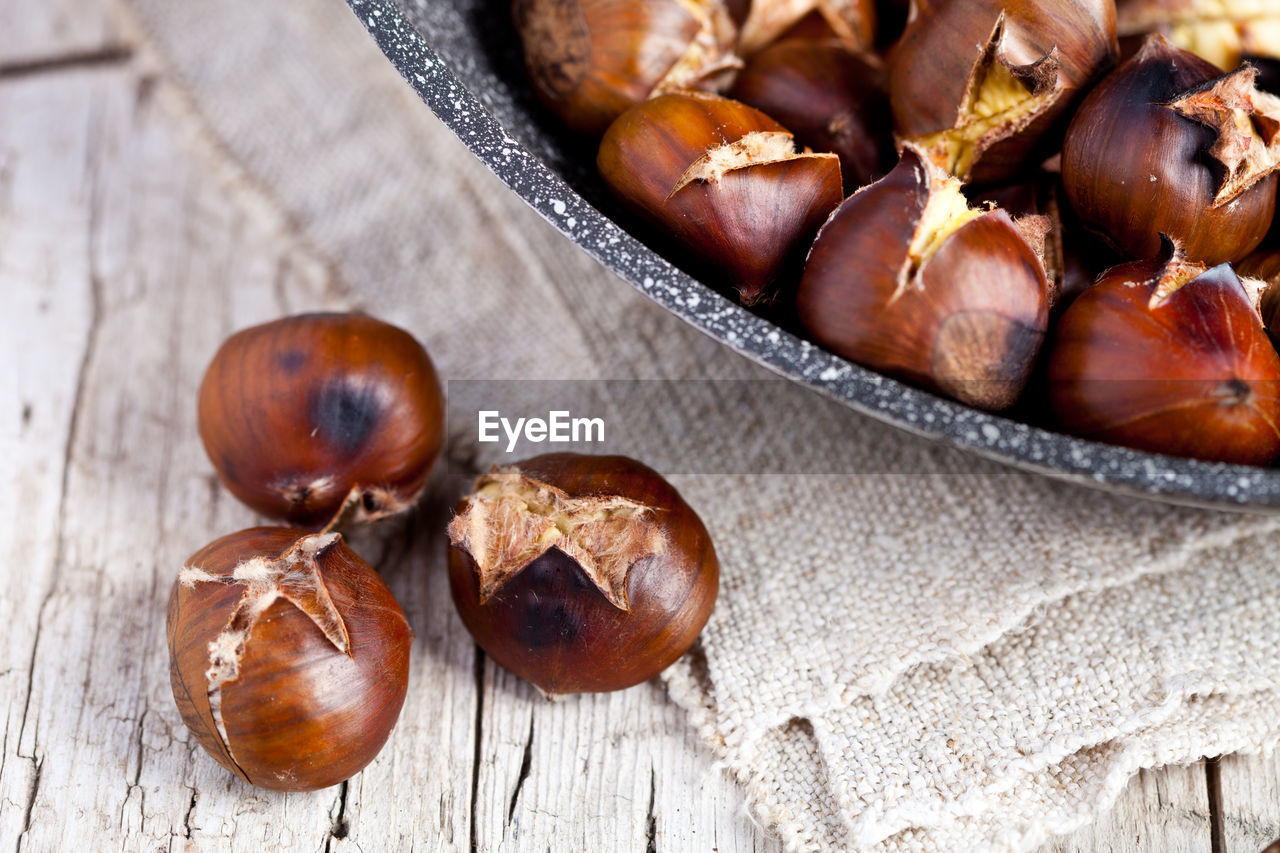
[2, 2, 1278, 850]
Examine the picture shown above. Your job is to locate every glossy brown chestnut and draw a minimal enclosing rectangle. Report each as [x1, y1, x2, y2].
[889, 0, 1117, 183]
[1116, 0, 1280, 71]
[167, 527, 412, 791]
[1047, 241, 1280, 465]
[598, 91, 843, 306]
[1062, 36, 1280, 265]
[729, 38, 893, 190]
[446, 453, 718, 695]
[737, 0, 875, 55]
[198, 313, 445, 528]
[970, 176, 1122, 312]
[796, 147, 1051, 411]
[513, 0, 739, 136]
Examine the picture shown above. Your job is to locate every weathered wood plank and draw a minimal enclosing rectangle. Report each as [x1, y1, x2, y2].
[1216, 750, 1280, 852]
[0, 58, 356, 851]
[1041, 765, 1211, 853]
[472, 667, 779, 853]
[0, 60, 99, 853]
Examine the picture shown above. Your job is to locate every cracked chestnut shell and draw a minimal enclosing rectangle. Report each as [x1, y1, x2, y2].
[514, 0, 739, 136]
[796, 147, 1051, 411]
[447, 454, 718, 695]
[1062, 35, 1280, 265]
[888, 0, 1117, 183]
[1047, 241, 1280, 465]
[198, 313, 445, 528]
[737, 0, 875, 55]
[166, 528, 412, 791]
[598, 91, 843, 306]
[729, 38, 893, 190]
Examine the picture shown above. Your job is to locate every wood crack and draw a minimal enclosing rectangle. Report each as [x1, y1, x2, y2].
[182, 788, 198, 839]
[15, 755, 44, 853]
[1207, 756, 1226, 853]
[506, 716, 534, 825]
[119, 709, 148, 829]
[645, 766, 657, 853]
[324, 780, 350, 851]
[468, 647, 486, 853]
[0, 46, 134, 80]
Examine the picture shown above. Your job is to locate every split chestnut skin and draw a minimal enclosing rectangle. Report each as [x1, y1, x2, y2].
[447, 454, 718, 695]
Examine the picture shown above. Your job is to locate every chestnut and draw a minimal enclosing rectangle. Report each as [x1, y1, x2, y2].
[795, 146, 1052, 411]
[166, 527, 412, 791]
[198, 312, 445, 528]
[597, 91, 843, 306]
[446, 453, 718, 695]
[728, 38, 894, 190]
[888, 0, 1117, 183]
[970, 175, 1122, 312]
[737, 0, 875, 55]
[513, 0, 739, 136]
[1047, 239, 1280, 466]
[1062, 35, 1280, 265]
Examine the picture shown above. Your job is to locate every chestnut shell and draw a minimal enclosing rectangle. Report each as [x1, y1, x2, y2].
[1061, 37, 1278, 265]
[729, 38, 893, 190]
[888, 0, 1117, 183]
[447, 454, 718, 694]
[166, 527, 412, 791]
[197, 313, 445, 527]
[514, 0, 736, 135]
[598, 91, 843, 306]
[796, 150, 1050, 411]
[1047, 254, 1280, 465]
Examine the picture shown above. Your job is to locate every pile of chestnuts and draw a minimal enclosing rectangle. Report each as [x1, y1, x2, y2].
[168, 313, 718, 791]
[516, 0, 1280, 466]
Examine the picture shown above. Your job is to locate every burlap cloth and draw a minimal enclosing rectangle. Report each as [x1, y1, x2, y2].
[118, 0, 1280, 849]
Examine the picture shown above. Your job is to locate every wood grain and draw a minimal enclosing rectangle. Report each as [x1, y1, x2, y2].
[1216, 751, 1280, 853]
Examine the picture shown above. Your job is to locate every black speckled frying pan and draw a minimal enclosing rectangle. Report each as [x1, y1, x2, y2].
[345, 0, 1280, 511]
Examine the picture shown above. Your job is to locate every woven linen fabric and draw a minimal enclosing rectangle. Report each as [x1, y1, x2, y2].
[116, 0, 1280, 849]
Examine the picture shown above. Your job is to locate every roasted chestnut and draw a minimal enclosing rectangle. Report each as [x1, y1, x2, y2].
[888, 0, 1117, 183]
[446, 454, 718, 695]
[198, 313, 445, 528]
[737, 0, 875, 55]
[598, 91, 843, 306]
[729, 38, 894, 190]
[970, 175, 1122, 311]
[1062, 35, 1280, 265]
[1116, 0, 1280, 72]
[513, 0, 739, 136]
[1047, 240, 1280, 465]
[796, 147, 1051, 411]
[167, 528, 412, 790]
